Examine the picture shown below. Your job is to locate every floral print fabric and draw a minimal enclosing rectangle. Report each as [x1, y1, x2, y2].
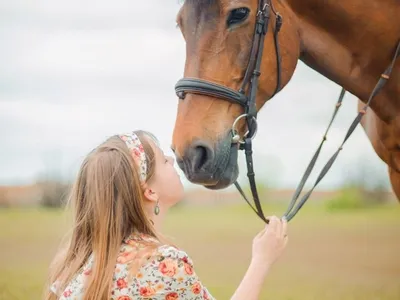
[51, 233, 215, 299]
[118, 132, 147, 182]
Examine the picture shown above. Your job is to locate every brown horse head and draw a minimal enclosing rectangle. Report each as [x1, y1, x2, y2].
[171, 0, 300, 189]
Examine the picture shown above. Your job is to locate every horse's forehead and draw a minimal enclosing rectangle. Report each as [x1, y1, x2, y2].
[184, 0, 220, 15]
[182, 0, 220, 32]
[181, 0, 256, 33]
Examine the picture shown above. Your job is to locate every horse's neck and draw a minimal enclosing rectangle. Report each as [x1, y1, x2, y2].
[285, 0, 400, 121]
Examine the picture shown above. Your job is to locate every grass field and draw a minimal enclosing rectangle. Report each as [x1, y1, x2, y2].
[0, 202, 399, 299]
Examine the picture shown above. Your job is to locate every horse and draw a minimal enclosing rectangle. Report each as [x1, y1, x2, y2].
[170, 0, 400, 214]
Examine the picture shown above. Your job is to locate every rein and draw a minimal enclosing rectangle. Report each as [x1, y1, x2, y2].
[175, 0, 400, 224]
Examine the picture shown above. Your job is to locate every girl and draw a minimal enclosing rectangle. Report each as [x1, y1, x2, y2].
[45, 130, 288, 300]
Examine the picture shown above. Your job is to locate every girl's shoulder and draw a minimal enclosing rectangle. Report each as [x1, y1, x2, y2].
[117, 232, 193, 268]
[111, 233, 214, 299]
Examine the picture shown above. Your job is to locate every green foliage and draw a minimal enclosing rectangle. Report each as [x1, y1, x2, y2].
[325, 185, 389, 212]
[325, 187, 366, 211]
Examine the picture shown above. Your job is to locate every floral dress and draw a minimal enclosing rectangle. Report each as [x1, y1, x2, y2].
[50, 233, 215, 300]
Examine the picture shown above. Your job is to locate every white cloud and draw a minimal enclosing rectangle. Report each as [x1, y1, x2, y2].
[1, 0, 179, 29]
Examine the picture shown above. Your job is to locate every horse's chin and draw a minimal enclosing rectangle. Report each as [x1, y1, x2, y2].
[204, 164, 239, 190]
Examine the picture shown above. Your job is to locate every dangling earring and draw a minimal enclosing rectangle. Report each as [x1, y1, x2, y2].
[154, 200, 160, 215]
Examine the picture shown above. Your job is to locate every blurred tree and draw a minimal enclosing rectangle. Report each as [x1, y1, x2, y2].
[37, 151, 71, 208]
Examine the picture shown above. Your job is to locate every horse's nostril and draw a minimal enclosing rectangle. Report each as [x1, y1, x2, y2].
[185, 141, 214, 174]
[193, 145, 208, 171]
[176, 156, 184, 171]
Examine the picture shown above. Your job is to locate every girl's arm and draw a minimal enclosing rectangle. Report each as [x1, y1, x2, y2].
[230, 259, 270, 300]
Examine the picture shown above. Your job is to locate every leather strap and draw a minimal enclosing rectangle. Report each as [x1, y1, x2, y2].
[234, 3, 283, 224]
[239, 0, 268, 94]
[236, 1, 271, 222]
[283, 88, 346, 220]
[175, 78, 248, 107]
[271, 13, 282, 96]
[283, 39, 400, 221]
[236, 39, 400, 224]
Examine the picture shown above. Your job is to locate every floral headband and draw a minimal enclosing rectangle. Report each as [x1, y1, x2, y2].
[118, 132, 147, 182]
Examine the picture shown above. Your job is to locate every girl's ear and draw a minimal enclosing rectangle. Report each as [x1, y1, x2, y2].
[143, 186, 159, 203]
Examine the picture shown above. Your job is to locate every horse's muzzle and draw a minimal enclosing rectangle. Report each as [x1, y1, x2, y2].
[175, 135, 239, 189]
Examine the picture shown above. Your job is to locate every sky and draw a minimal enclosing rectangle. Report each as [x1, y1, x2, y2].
[0, 0, 391, 191]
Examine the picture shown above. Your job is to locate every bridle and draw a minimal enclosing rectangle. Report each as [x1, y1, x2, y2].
[174, 0, 400, 224]
[175, 0, 281, 224]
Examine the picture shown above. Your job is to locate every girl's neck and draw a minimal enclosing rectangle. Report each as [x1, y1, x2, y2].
[150, 208, 167, 232]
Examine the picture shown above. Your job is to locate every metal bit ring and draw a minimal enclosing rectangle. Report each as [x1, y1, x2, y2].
[231, 114, 258, 144]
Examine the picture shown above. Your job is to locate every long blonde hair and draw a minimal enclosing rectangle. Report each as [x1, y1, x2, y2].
[44, 130, 161, 300]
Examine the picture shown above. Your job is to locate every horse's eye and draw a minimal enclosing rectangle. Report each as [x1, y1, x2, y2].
[227, 7, 250, 27]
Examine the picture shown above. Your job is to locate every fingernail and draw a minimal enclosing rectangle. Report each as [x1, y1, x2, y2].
[281, 216, 287, 222]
